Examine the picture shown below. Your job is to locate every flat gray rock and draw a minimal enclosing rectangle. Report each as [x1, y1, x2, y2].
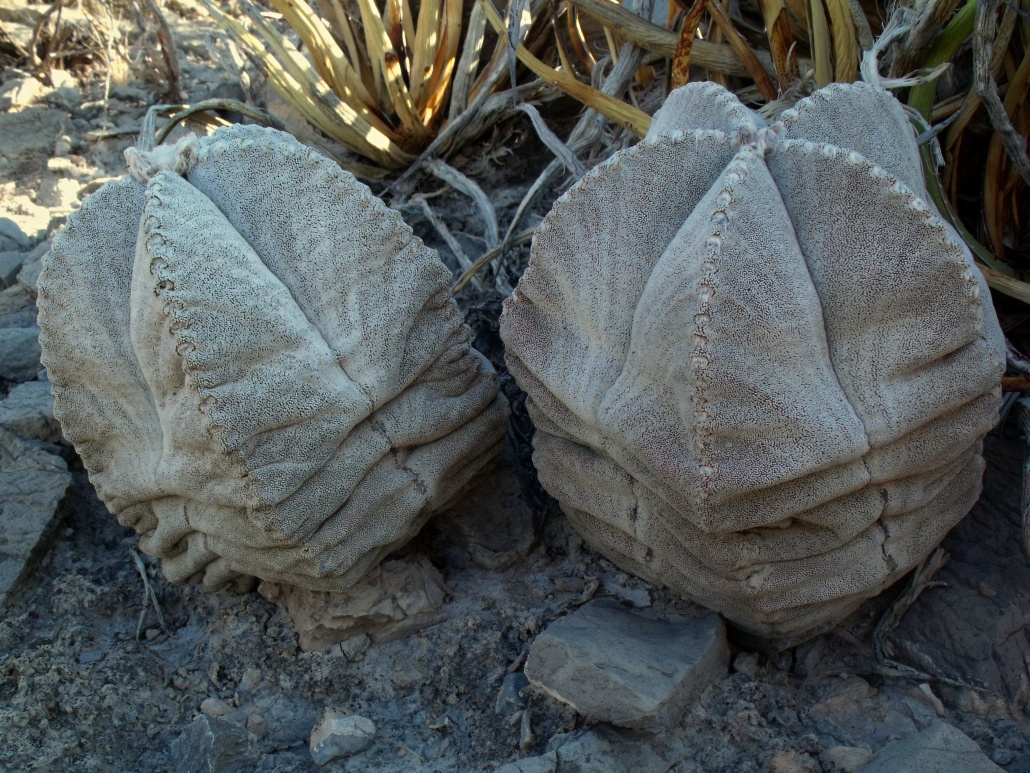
[496, 726, 688, 773]
[525, 600, 729, 730]
[14, 241, 48, 298]
[0, 285, 33, 319]
[169, 715, 258, 773]
[0, 108, 67, 178]
[0, 326, 41, 382]
[0, 427, 71, 608]
[0, 380, 59, 442]
[856, 722, 1003, 773]
[0, 250, 25, 287]
[309, 710, 375, 765]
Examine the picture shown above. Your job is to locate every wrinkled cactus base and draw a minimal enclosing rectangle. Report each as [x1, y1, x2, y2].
[534, 429, 989, 651]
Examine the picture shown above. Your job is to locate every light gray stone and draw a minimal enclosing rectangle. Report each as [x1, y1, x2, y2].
[169, 715, 258, 773]
[0, 108, 67, 178]
[15, 241, 47, 298]
[856, 722, 1003, 773]
[260, 555, 448, 652]
[0, 286, 34, 327]
[0, 0, 45, 24]
[496, 726, 688, 773]
[0, 327, 42, 382]
[0, 380, 59, 442]
[0, 75, 50, 110]
[525, 600, 729, 730]
[309, 710, 375, 765]
[821, 746, 874, 772]
[0, 427, 71, 607]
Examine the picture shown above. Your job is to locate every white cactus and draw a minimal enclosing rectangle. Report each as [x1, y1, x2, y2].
[501, 82, 1005, 647]
[37, 125, 508, 591]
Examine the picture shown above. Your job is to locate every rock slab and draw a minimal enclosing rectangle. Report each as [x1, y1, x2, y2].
[855, 722, 1003, 773]
[309, 710, 376, 766]
[169, 715, 258, 773]
[525, 599, 729, 729]
[496, 726, 688, 773]
[0, 327, 42, 382]
[0, 380, 60, 443]
[0, 427, 71, 607]
[260, 554, 448, 652]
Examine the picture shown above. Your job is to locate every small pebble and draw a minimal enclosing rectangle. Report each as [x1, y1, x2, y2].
[238, 667, 262, 691]
[246, 712, 268, 737]
[200, 697, 231, 718]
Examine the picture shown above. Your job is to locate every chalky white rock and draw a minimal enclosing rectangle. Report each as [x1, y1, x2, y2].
[37, 124, 507, 591]
[500, 82, 1005, 647]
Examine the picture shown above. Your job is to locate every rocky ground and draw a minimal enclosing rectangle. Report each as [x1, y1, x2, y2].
[2, 2, 1030, 771]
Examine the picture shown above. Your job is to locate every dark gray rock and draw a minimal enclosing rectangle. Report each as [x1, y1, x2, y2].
[855, 722, 1002, 773]
[0, 286, 33, 320]
[0, 427, 71, 607]
[170, 716, 259, 773]
[890, 436, 1030, 701]
[525, 600, 729, 730]
[0, 326, 41, 382]
[0, 380, 59, 442]
[0, 250, 25, 287]
[495, 671, 529, 715]
[432, 457, 535, 570]
[15, 241, 47, 298]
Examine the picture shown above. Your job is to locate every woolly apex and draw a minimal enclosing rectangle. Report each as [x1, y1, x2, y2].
[500, 81, 1005, 648]
[37, 125, 508, 591]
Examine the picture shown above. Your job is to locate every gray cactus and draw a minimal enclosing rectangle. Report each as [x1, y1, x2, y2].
[501, 82, 1005, 647]
[37, 125, 508, 591]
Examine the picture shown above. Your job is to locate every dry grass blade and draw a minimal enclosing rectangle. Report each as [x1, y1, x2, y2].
[823, 0, 858, 81]
[479, 0, 652, 138]
[422, 0, 464, 126]
[451, 228, 535, 294]
[154, 99, 284, 145]
[566, 5, 596, 73]
[757, 0, 799, 82]
[449, 0, 487, 118]
[408, 195, 480, 289]
[892, 0, 962, 77]
[873, 548, 949, 662]
[982, 42, 1030, 257]
[569, 0, 766, 77]
[352, 0, 427, 144]
[975, 0, 1030, 187]
[705, 0, 778, 100]
[425, 157, 500, 247]
[671, 0, 708, 89]
[519, 103, 586, 176]
[204, 0, 412, 167]
[270, 0, 372, 107]
[807, 0, 833, 86]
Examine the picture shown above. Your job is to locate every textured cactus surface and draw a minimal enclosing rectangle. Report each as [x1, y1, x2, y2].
[500, 82, 1006, 647]
[37, 125, 507, 591]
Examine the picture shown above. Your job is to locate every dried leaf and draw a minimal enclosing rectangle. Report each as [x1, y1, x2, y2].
[479, 0, 652, 137]
[758, 0, 799, 82]
[807, 0, 833, 86]
[671, 0, 707, 88]
[706, 0, 778, 100]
